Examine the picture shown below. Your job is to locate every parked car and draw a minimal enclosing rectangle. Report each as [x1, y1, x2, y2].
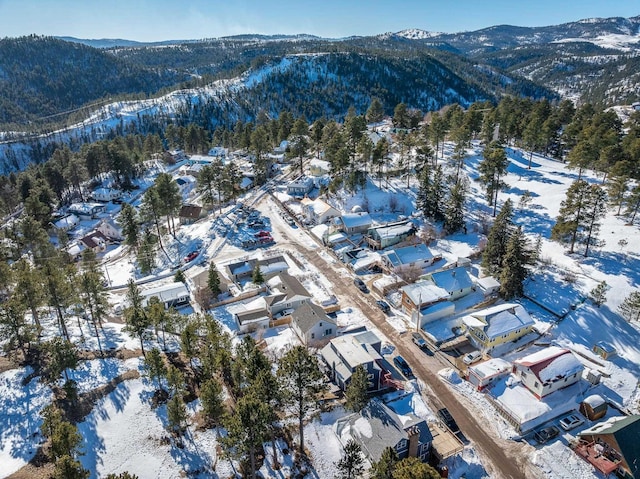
[393, 355, 414, 379]
[411, 332, 428, 349]
[273, 308, 294, 319]
[184, 251, 199, 263]
[559, 413, 585, 431]
[437, 408, 460, 433]
[462, 351, 482, 365]
[353, 277, 369, 293]
[376, 300, 391, 313]
[534, 426, 560, 444]
[254, 230, 271, 238]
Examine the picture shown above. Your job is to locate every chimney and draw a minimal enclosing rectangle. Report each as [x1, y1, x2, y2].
[407, 425, 420, 458]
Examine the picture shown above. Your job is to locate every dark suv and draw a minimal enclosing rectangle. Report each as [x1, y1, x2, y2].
[353, 277, 369, 293]
[393, 355, 414, 379]
[437, 408, 460, 433]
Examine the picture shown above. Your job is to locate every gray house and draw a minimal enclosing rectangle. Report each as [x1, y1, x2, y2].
[265, 272, 312, 316]
[338, 398, 432, 463]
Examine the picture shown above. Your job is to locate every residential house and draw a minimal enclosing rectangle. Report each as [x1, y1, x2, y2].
[265, 272, 312, 316]
[400, 281, 452, 327]
[476, 276, 501, 296]
[334, 212, 373, 235]
[580, 394, 608, 421]
[467, 358, 512, 391]
[97, 218, 123, 242]
[286, 176, 314, 197]
[68, 202, 106, 220]
[234, 307, 271, 334]
[575, 415, 640, 479]
[208, 146, 228, 157]
[65, 241, 87, 261]
[365, 221, 416, 250]
[176, 175, 197, 199]
[338, 398, 432, 463]
[226, 255, 289, 283]
[426, 266, 474, 300]
[52, 214, 79, 232]
[300, 198, 340, 225]
[141, 282, 190, 309]
[90, 187, 121, 202]
[290, 302, 337, 346]
[512, 346, 584, 400]
[80, 231, 109, 253]
[462, 303, 535, 353]
[179, 204, 203, 225]
[308, 159, 331, 177]
[381, 244, 440, 275]
[320, 331, 384, 392]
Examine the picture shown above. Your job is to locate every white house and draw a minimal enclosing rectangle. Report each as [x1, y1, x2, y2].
[91, 187, 122, 202]
[334, 212, 373, 235]
[512, 347, 584, 400]
[141, 282, 190, 309]
[97, 218, 123, 242]
[300, 198, 340, 225]
[467, 358, 511, 391]
[427, 266, 474, 300]
[68, 202, 106, 220]
[381, 244, 439, 275]
[290, 302, 337, 346]
[400, 281, 453, 327]
[476, 276, 501, 296]
[53, 214, 79, 232]
[308, 158, 331, 177]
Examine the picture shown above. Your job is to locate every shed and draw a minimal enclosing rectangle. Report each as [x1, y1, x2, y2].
[179, 204, 203, 225]
[580, 394, 608, 421]
[592, 341, 617, 360]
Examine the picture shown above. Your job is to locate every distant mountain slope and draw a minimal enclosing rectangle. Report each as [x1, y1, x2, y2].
[0, 36, 186, 124]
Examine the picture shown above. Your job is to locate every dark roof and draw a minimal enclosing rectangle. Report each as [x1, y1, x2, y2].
[582, 415, 640, 478]
[179, 204, 202, 219]
[80, 230, 108, 249]
[235, 308, 269, 324]
[291, 302, 335, 334]
[277, 272, 311, 300]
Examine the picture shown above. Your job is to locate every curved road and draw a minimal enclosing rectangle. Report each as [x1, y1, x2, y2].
[259, 195, 542, 479]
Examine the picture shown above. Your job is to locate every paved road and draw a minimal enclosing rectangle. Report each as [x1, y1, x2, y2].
[260, 195, 542, 479]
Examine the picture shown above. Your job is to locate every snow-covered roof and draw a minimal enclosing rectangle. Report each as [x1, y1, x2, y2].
[583, 394, 606, 408]
[462, 303, 534, 340]
[338, 212, 372, 229]
[515, 347, 584, 384]
[301, 198, 337, 216]
[382, 243, 434, 267]
[419, 300, 454, 316]
[370, 222, 414, 240]
[476, 276, 501, 290]
[429, 266, 473, 293]
[53, 214, 79, 230]
[310, 224, 329, 241]
[309, 158, 331, 171]
[322, 334, 380, 370]
[401, 281, 449, 306]
[468, 358, 511, 379]
[141, 282, 189, 306]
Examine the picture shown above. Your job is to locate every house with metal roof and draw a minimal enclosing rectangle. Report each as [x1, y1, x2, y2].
[365, 221, 416, 250]
[290, 302, 337, 346]
[336, 397, 432, 463]
[300, 198, 340, 225]
[462, 303, 535, 353]
[265, 272, 312, 316]
[286, 176, 314, 197]
[381, 243, 440, 275]
[68, 202, 106, 219]
[400, 281, 452, 327]
[141, 282, 190, 309]
[333, 212, 373, 235]
[426, 266, 474, 300]
[512, 346, 584, 399]
[467, 358, 511, 391]
[575, 415, 640, 478]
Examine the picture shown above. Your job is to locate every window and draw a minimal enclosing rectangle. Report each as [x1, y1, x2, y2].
[534, 381, 539, 388]
[311, 333, 315, 339]
[319, 322, 323, 327]
[396, 439, 408, 452]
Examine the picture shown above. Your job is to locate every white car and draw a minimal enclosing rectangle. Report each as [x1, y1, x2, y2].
[462, 351, 482, 365]
[559, 413, 584, 431]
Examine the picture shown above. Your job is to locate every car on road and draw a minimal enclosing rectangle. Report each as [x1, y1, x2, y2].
[376, 300, 391, 313]
[184, 251, 199, 263]
[393, 355, 414, 379]
[411, 332, 428, 349]
[353, 277, 369, 293]
[437, 407, 460, 433]
[534, 426, 560, 444]
[559, 413, 584, 431]
[462, 351, 482, 365]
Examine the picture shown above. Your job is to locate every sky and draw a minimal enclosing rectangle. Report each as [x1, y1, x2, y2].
[0, 0, 639, 42]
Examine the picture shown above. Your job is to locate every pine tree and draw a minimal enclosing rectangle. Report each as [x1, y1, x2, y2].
[606, 161, 631, 215]
[277, 345, 326, 455]
[222, 391, 271, 479]
[551, 179, 591, 254]
[336, 439, 365, 479]
[443, 178, 467, 234]
[144, 347, 167, 392]
[482, 199, 514, 276]
[391, 457, 440, 479]
[123, 279, 150, 356]
[119, 203, 140, 250]
[200, 377, 225, 427]
[582, 184, 607, 257]
[366, 97, 384, 124]
[12, 258, 45, 331]
[478, 141, 509, 216]
[174, 269, 186, 283]
[252, 265, 264, 286]
[589, 281, 608, 308]
[166, 394, 188, 436]
[0, 297, 35, 357]
[619, 291, 640, 322]
[625, 185, 640, 224]
[154, 173, 182, 237]
[137, 228, 157, 275]
[52, 455, 90, 479]
[499, 227, 530, 300]
[370, 447, 399, 479]
[345, 365, 369, 413]
[42, 336, 78, 385]
[48, 420, 83, 461]
[208, 262, 221, 297]
[79, 249, 109, 356]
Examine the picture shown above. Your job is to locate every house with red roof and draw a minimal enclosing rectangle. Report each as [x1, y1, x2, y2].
[512, 346, 584, 399]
